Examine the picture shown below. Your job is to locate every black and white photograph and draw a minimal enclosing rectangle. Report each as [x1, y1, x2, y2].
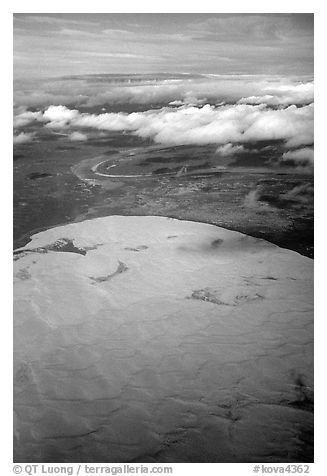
[12, 8, 314, 468]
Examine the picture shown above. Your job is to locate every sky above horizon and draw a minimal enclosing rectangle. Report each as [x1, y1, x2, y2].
[13, 13, 314, 80]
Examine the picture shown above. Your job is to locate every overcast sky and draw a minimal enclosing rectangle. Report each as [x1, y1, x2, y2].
[13, 13, 313, 79]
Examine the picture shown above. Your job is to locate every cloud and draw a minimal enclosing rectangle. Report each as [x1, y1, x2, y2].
[216, 143, 245, 156]
[73, 78, 314, 108]
[14, 14, 313, 81]
[281, 147, 314, 165]
[14, 102, 313, 151]
[242, 104, 313, 147]
[43, 105, 80, 128]
[69, 131, 88, 141]
[188, 14, 313, 43]
[244, 181, 314, 210]
[13, 132, 35, 144]
[243, 189, 262, 208]
[238, 82, 314, 106]
[242, 187, 275, 211]
[14, 14, 96, 28]
[13, 75, 313, 109]
[13, 110, 43, 128]
[280, 183, 314, 203]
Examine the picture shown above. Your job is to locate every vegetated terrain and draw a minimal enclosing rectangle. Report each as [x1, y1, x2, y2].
[14, 134, 313, 257]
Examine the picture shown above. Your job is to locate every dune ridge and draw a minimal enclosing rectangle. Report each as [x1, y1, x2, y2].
[13, 216, 313, 462]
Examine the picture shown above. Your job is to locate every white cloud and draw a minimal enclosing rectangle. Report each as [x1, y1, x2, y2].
[280, 183, 314, 203]
[243, 189, 262, 209]
[216, 143, 245, 156]
[242, 104, 313, 147]
[82, 78, 313, 108]
[238, 82, 314, 106]
[13, 110, 42, 128]
[13, 102, 313, 150]
[69, 131, 88, 141]
[43, 105, 80, 128]
[13, 76, 314, 109]
[13, 132, 35, 144]
[281, 147, 314, 165]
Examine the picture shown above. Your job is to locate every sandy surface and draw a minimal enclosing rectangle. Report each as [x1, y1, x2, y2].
[13, 216, 313, 462]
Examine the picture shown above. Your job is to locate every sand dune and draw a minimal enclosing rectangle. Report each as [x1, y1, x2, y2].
[13, 216, 313, 462]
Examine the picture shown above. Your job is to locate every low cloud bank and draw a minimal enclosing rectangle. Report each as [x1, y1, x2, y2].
[14, 75, 313, 109]
[14, 102, 314, 150]
[238, 82, 314, 106]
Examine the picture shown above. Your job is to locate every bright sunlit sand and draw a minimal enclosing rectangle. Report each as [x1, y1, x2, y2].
[14, 216, 313, 463]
